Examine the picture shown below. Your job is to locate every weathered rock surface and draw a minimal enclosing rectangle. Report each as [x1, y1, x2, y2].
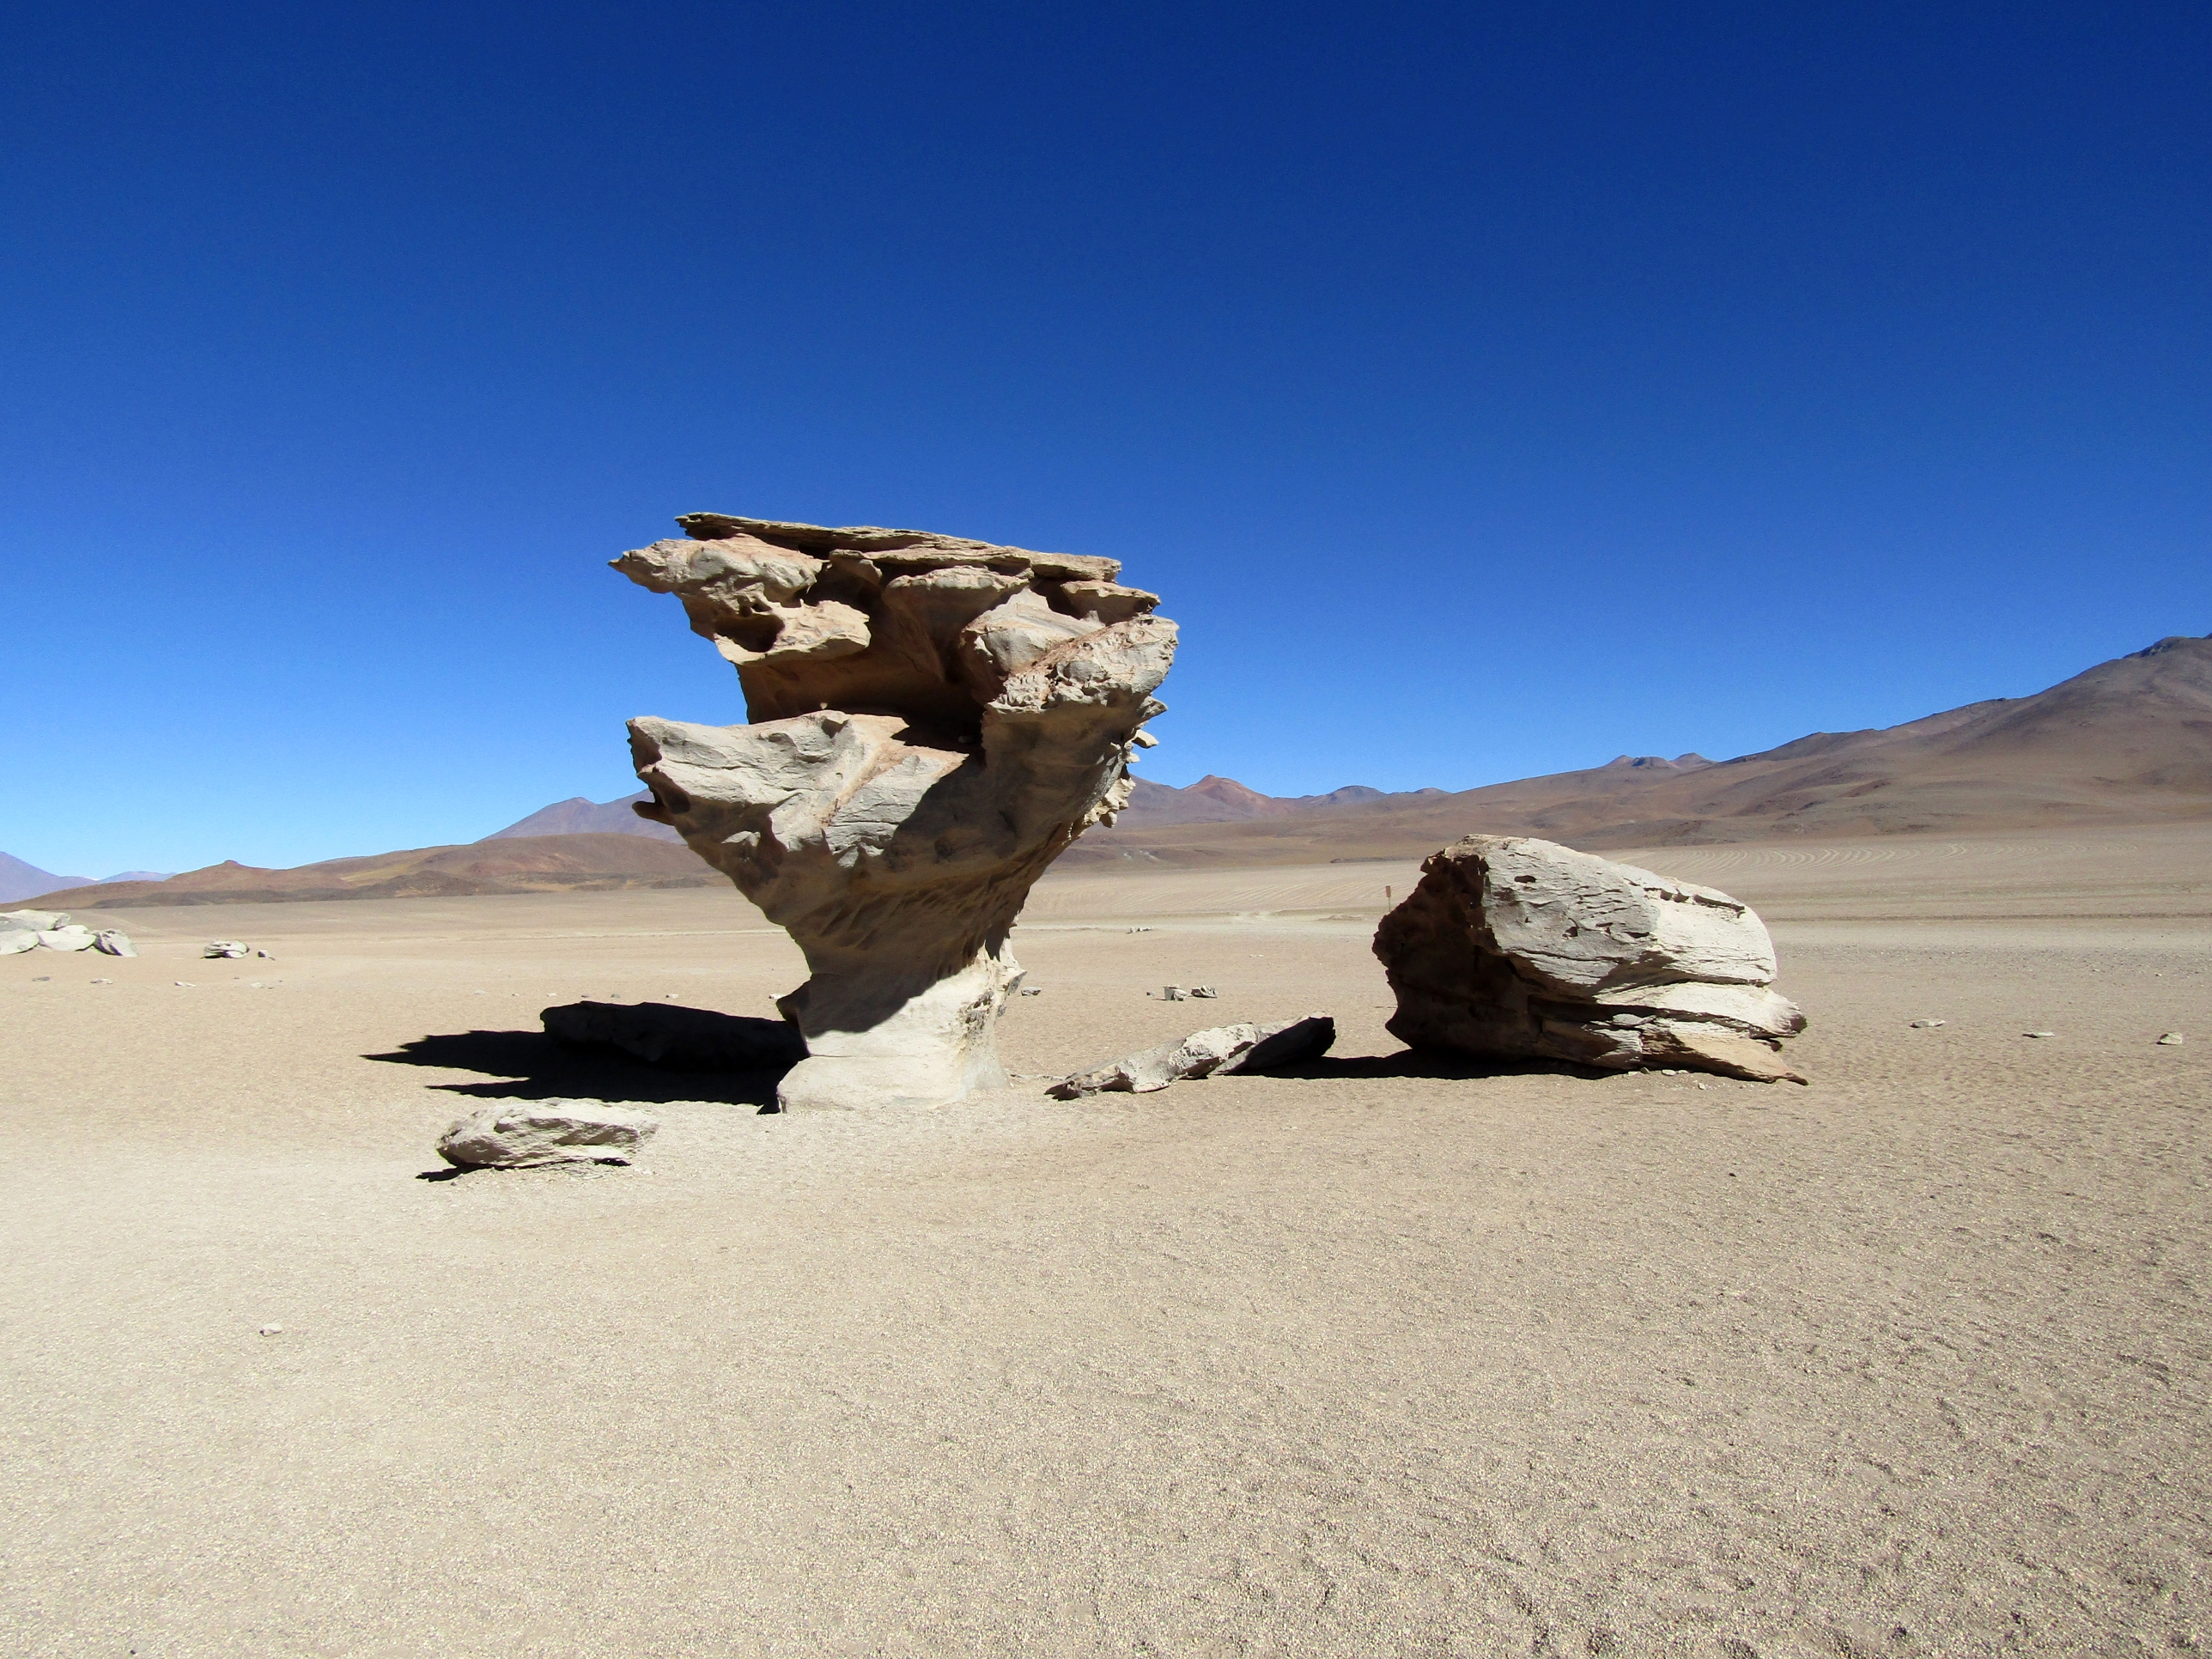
[617, 514, 1176, 1110]
[543, 1000, 807, 1071]
[0, 930, 36, 956]
[204, 940, 251, 959]
[37, 926, 98, 952]
[3, 910, 69, 933]
[92, 930, 137, 957]
[1048, 1014, 1336, 1098]
[1374, 836, 1807, 1082]
[437, 1100, 660, 1169]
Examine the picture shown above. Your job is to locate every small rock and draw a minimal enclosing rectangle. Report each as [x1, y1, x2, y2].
[1018, 987, 1043, 996]
[1188, 985, 1218, 999]
[2023, 1031, 2055, 1039]
[89, 977, 112, 984]
[204, 941, 251, 960]
[256, 949, 275, 959]
[438, 1099, 661, 1169]
[1909, 1018, 1947, 1029]
[258, 1324, 283, 1335]
[1050, 1014, 1336, 1098]
[173, 981, 195, 988]
[1161, 985, 1185, 1001]
[2158, 1032, 2185, 1046]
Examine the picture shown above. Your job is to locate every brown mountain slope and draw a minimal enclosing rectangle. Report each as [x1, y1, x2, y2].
[1066, 634, 2212, 866]
[40, 835, 720, 908]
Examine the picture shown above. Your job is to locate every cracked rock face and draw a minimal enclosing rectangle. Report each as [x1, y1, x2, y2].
[1374, 836, 1808, 1082]
[615, 514, 1176, 1109]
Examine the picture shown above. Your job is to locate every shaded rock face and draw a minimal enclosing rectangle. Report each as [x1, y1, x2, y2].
[616, 514, 1176, 1110]
[542, 1000, 806, 1072]
[1374, 836, 1807, 1082]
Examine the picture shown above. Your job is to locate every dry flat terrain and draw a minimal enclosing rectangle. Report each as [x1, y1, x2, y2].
[4, 826, 2209, 1656]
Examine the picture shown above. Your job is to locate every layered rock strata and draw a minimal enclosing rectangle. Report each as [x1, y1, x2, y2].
[615, 514, 1176, 1109]
[1374, 836, 1807, 1082]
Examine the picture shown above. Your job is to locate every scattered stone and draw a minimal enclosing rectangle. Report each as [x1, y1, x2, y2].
[1909, 1018, 1947, 1029]
[92, 930, 136, 957]
[90, 977, 112, 984]
[1049, 1014, 1335, 1098]
[1161, 985, 1186, 1001]
[204, 941, 251, 959]
[173, 981, 195, 988]
[1374, 836, 1808, 1084]
[36, 926, 98, 952]
[256, 949, 276, 960]
[1188, 985, 1218, 998]
[437, 1100, 661, 1169]
[2023, 1031, 2055, 1039]
[2157, 1032, 2184, 1046]
[1019, 987, 1043, 996]
[258, 1324, 283, 1335]
[542, 1000, 805, 1070]
[617, 514, 1175, 1111]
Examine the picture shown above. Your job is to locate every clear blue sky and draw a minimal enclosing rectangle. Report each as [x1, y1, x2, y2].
[3, 3, 2206, 877]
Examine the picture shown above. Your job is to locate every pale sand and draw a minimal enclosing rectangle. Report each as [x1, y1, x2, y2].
[3, 826, 2208, 1656]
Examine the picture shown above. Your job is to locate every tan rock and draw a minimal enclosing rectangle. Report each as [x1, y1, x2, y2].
[1374, 836, 1807, 1083]
[617, 514, 1176, 1110]
[437, 1101, 659, 1169]
[1048, 1014, 1336, 1098]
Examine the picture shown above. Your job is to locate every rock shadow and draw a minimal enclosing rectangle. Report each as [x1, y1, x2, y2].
[1249, 1049, 1615, 1084]
[366, 1012, 792, 1109]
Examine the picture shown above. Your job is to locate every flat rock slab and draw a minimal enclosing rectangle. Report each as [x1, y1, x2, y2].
[542, 1000, 807, 1071]
[1050, 1013, 1336, 1097]
[437, 1100, 660, 1169]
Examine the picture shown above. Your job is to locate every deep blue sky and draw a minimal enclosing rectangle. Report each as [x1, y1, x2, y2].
[3, 3, 2206, 876]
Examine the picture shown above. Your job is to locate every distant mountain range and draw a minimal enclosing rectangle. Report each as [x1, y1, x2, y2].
[0, 854, 171, 905]
[17, 633, 2209, 907]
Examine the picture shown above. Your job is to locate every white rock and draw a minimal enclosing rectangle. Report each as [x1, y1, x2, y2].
[2023, 1031, 2054, 1039]
[1374, 836, 1808, 1084]
[37, 927, 98, 952]
[437, 1100, 661, 1169]
[0, 932, 36, 956]
[92, 930, 137, 957]
[204, 941, 251, 959]
[2, 910, 69, 932]
[2158, 1032, 2185, 1046]
[1049, 1014, 1335, 1098]
[1910, 1018, 1947, 1029]
[617, 514, 1176, 1112]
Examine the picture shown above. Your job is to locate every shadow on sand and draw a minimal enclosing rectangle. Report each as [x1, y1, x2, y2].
[1251, 1049, 1612, 1084]
[366, 1024, 792, 1111]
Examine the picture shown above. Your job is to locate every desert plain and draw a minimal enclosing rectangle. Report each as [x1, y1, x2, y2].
[3, 823, 2208, 1657]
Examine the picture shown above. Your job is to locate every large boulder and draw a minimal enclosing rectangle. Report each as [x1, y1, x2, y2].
[1048, 1014, 1336, 1098]
[1374, 836, 1806, 1082]
[37, 926, 99, 952]
[437, 1101, 660, 1169]
[616, 514, 1176, 1110]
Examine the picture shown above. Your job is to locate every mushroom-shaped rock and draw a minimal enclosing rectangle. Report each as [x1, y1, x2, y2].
[1374, 836, 1807, 1082]
[615, 514, 1177, 1110]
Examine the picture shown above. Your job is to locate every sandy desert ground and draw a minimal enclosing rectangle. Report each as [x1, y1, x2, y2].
[3, 824, 2208, 1656]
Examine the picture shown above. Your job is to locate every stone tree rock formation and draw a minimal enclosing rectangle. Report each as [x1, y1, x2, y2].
[1374, 836, 1808, 1082]
[614, 513, 1176, 1110]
